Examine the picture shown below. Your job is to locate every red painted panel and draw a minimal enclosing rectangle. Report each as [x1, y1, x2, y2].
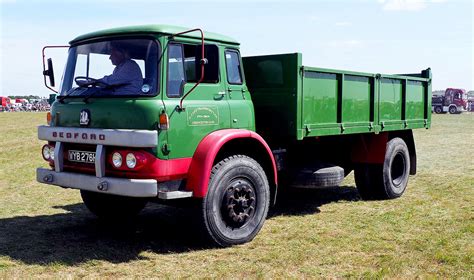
[55, 148, 191, 181]
[186, 129, 278, 198]
[351, 132, 388, 164]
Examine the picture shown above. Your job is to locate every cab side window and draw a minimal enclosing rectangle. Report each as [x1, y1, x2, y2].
[225, 50, 243, 85]
[167, 43, 219, 97]
[183, 44, 219, 83]
[167, 44, 185, 97]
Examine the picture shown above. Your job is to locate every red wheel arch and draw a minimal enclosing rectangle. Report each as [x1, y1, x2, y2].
[351, 132, 388, 164]
[186, 129, 278, 198]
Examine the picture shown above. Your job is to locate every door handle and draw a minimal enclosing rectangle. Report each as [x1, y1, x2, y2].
[214, 91, 226, 100]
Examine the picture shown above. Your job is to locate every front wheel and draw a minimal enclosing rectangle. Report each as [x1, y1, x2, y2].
[449, 106, 457, 114]
[201, 155, 270, 247]
[80, 190, 147, 220]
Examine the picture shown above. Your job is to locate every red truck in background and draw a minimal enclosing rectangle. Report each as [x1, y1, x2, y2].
[15, 98, 28, 104]
[432, 88, 468, 114]
[0, 96, 11, 112]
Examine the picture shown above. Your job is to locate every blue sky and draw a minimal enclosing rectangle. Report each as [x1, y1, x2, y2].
[1, 0, 472, 97]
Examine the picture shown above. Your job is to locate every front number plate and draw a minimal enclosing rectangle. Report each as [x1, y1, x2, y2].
[68, 150, 96, 164]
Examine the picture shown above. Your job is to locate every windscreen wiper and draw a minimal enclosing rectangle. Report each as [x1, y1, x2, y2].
[82, 83, 129, 103]
[58, 87, 87, 103]
[82, 87, 102, 103]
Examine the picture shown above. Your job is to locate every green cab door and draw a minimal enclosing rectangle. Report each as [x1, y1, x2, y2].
[161, 43, 231, 159]
[224, 49, 255, 130]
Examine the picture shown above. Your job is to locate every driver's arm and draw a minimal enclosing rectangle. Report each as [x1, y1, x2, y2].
[99, 60, 142, 86]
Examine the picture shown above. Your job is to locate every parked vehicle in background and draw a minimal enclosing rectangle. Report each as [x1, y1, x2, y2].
[37, 25, 432, 247]
[432, 88, 468, 114]
[0, 97, 50, 112]
[1, 96, 11, 112]
[467, 92, 474, 112]
[15, 98, 28, 104]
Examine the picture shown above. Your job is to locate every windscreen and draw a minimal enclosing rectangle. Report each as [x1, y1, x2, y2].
[60, 38, 159, 97]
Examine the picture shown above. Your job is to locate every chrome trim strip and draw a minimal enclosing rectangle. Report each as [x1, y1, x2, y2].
[158, 190, 193, 200]
[95, 145, 105, 178]
[54, 142, 64, 172]
[37, 168, 157, 197]
[38, 126, 157, 147]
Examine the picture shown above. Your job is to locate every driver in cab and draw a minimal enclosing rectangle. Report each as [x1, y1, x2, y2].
[98, 43, 143, 94]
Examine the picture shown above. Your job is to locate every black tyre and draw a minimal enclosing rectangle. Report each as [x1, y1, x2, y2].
[434, 106, 442, 114]
[201, 155, 270, 247]
[449, 106, 457, 114]
[354, 137, 410, 200]
[291, 165, 345, 188]
[80, 190, 147, 219]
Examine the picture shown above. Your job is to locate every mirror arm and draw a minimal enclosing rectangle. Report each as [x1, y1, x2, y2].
[169, 28, 206, 111]
[42, 45, 69, 93]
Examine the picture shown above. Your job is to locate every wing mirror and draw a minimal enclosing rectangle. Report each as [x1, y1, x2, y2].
[43, 58, 55, 87]
[42, 45, 68, 93]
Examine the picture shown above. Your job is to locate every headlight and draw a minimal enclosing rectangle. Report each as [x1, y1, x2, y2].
[49, 147, 55, 160]
[42, 145, 51, 160]
[112, 152, 122, 168]
[126, 153, 136, 169]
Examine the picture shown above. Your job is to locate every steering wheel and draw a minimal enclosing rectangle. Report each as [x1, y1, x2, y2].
[75, 76, 109, 88]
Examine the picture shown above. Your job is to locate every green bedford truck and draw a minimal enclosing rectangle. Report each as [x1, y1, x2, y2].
[38, 25, 432, 247]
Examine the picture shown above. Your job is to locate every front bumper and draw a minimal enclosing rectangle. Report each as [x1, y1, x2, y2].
[36, 126, 193, 199]
[37, 168, 158, 197]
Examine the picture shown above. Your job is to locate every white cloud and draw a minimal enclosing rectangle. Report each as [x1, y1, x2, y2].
[378, 0, 447, 11]
[335, 21, 352, 27]
[308, 16, 320, 22]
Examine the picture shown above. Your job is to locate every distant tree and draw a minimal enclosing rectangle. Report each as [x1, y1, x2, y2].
[8, 95, 41, 100]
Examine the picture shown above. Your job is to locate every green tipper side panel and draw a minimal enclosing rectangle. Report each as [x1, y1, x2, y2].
[406, 80, 425, 120]
[342, 75, 371, 123]
[243, 53, 431, 141]
[243, 53, 301, 140]
[303, 72, 338, 125]
[380, 78, 403, 123]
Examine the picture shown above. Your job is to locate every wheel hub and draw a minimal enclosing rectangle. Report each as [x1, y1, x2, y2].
[391, 152, 406, 186]
[222, 180, 256, 227]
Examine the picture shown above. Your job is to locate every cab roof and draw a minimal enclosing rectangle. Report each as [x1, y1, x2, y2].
[69, 24, 239, 46]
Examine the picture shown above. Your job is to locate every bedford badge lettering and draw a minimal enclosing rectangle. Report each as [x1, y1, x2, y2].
[51, 131, 106, 141]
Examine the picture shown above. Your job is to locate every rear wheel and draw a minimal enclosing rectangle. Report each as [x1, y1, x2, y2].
[354, 137, 410, 200]
[200, 155, 270, 247]
[80, 190, 147, 220]
[434, 106, 442, 114]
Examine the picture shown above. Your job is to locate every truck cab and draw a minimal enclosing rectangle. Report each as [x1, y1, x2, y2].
[40, 25, 257, 189]
[432, 88, 468, 114]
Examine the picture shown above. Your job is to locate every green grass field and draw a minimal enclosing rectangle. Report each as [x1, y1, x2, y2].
[0, 112, 472, 278]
